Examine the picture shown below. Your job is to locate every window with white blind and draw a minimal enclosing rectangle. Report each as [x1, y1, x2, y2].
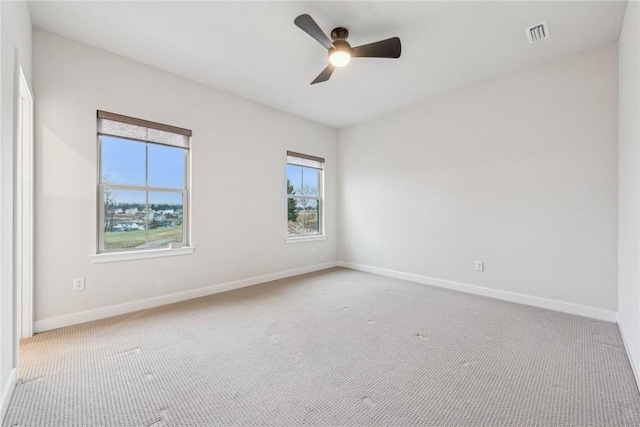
[97, 111, 191, 253]
[286, 151, 324, 238]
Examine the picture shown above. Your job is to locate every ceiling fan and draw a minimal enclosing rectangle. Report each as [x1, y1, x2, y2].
[294, 14, 402, 85]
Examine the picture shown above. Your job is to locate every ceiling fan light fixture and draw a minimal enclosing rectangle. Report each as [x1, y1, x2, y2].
[329, 39, 351, 67]
[329, 50, 351, 67]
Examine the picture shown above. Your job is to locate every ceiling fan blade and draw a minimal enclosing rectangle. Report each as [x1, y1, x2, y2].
[311, 64, 336, 85]
[294, 14, 335, 50]
[351, 37, 401, 58]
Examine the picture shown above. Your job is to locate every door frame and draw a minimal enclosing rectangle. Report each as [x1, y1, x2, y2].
[16, 64, 34, 342]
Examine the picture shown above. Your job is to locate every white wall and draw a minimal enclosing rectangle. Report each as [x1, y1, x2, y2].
[618, 0, 640, 382]
[32, 29, 337, 327]
[338, 44, 618, 317]
[0, 0, 31, 420]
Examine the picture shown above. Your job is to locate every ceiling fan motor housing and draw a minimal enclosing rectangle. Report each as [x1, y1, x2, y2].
[331, 27, 349, 41]
[330, 39, 352, 55]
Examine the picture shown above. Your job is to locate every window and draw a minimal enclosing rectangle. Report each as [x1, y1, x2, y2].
[97, 111, 191, 253]
[286, 151, 324, 238]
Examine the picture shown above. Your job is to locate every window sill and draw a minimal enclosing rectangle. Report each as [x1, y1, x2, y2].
[286, 235, 327, 244]
[91, 246, 195, 264]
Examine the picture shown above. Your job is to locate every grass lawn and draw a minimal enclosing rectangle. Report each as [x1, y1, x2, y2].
[104, 227, 182, 250]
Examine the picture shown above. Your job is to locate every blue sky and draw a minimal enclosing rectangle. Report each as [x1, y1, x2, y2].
[102, 136, 184, 204]
[286, 164, 319, 196]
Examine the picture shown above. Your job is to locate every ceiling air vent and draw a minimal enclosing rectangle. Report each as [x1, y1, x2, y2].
[526, 21, 549, 44]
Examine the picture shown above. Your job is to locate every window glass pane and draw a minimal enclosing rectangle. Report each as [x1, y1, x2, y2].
[303, 199, 320, 234]
[103, 189, 147, 250]
[286, 164, 303, 195]
[101, 136, 146, 185]
[288, 197, 304, 236]
[148, 143, 185, 189]
[143, 192, 184, 248]
[301, 167, 320, 197]
[287, 197, 320, 236]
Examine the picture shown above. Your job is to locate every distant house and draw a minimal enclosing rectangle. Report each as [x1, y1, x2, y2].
[124, 207, 138, 215]
[114, 208, 123, 214]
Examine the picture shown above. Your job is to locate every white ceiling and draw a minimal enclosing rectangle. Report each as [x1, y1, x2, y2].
[28, 1, 627, 129]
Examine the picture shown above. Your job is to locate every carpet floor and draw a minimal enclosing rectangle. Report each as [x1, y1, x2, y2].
[4, 267, 640, 426]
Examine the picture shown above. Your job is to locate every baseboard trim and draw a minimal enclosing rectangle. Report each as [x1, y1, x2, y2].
[617, 315, 640, 391]
[34, 262, 338, 333]
[338, 261, 617, 322]
[0, 368, 17, 423]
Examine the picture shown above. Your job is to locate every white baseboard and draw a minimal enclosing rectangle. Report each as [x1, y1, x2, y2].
[617, 315, 640, 391]
[34, 262, 337, 333]
[338, 261, 617, 322]
[0, 368, 17, 423]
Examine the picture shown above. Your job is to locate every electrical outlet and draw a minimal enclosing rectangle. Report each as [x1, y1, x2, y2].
[73, 277, 85, 291]
[312, 247, 317, 255]
[475, 261, 484, 272]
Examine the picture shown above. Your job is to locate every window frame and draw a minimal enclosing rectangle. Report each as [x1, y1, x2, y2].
[286, 151, 325, 240]
[96, 122, 191, 255]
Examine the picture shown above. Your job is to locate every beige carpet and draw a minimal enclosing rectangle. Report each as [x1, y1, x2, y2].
[4, 267, 640, 426]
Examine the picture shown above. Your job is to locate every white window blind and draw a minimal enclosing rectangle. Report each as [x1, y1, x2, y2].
[287, 151, 324, 170]
[97, 110, 191, 149]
